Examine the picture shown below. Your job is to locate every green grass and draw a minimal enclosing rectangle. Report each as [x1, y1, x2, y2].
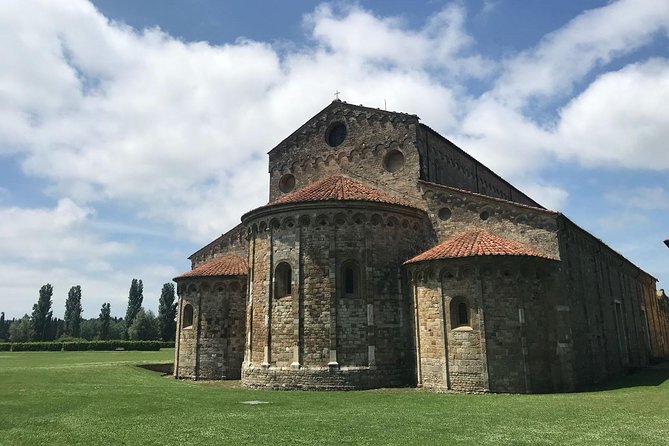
[0, 351, 668, 445]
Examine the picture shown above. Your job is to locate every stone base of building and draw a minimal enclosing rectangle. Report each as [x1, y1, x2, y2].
[175, 366, 242, 381]
[241, 364, 410, 390]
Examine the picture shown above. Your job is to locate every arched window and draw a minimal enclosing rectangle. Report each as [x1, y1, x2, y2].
[450, 297, 470, 329]
[182, 304, 194, 328]
[275, 262, 292, 298]
[341, 260, 361, 296]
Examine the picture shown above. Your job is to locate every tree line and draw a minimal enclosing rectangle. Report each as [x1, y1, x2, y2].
[0, 279, 178, 343]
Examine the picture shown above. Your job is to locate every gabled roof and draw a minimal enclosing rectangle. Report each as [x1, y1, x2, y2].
[271, 175, 414, 208]
[174, 254, 248, 280]
[268, 100, 419, 155]
[405, 229, 553, 264]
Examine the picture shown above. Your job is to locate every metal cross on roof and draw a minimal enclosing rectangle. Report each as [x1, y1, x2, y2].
[334, 90, 340, 100]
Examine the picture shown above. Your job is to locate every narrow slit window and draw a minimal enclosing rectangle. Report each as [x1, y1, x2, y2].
[341, 260, 361, 297]
[275, 262, 292, 298]
[182, 304, 194, 328]
[345, 267, 355, 294]
[457, 302, 469, 326]
[450, 297, 471, 329]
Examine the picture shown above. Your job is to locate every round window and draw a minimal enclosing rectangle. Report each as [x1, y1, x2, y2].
[438, 207, 452, 221]
[326, 122, 347, 147]
[278, 174, 296, 193]
[383, 150, 405, 172]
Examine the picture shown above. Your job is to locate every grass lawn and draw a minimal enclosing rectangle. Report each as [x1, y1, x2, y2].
[0, 350, 668, 445]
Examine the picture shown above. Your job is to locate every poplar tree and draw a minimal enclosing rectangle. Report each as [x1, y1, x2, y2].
[0, 312, 6, 341]
[124, 279, 143, 336]
[99, 303, 111, 340]
[158, 283, 177, 341]
[31, 284, 53, 341]
[64, 285, 83, 338]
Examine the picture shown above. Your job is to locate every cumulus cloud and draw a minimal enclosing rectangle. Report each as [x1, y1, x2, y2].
[0, 198, 163, 318]
[556, 59, 669, 169]
[1, 0, 668, 315]
[307, 3, 493, 78]
[0, 198, 129, 263]
[605, 186, 669, 210]
[493, 0, 669, 106]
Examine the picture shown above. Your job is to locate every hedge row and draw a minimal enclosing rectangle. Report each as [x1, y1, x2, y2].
[0, 340, 174, 352]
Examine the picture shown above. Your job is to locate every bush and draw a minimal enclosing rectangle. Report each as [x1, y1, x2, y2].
[11, 342, 62, 351]
[6, 340, 166, 352]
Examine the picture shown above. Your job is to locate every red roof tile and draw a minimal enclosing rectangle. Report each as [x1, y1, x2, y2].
[405, 229, 552, 264]
[272, 175, 413, 208]
[174, 254, 248, 280]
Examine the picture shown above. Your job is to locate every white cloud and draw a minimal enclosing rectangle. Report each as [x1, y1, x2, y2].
[1, 0, 486, 243]
[0, 198, 129, 263]
[556, 59, 669, 169]
[307, 3, 493, 78]
[605, 186, 669, 210]
[0, 0, 668, 314]
[0, 198, 168, 318]
[514, 182, 569, 211]
[494, 0, 669, 106]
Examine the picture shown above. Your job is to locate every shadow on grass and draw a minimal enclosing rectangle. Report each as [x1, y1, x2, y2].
[137, 363, 174, 376]
[136, 361, 669, 393]
[584, 363, 669, 392]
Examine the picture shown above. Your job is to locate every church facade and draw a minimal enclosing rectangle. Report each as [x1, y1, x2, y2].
[173, 101, 669, 393]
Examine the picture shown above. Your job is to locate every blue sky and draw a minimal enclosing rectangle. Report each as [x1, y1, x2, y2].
[0, 0, 667, 319]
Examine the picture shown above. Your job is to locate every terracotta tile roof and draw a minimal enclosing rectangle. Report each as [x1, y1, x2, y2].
[174, 254, 248, 280]
[272, 175, 412, 207]
[405, 229, 553, 264]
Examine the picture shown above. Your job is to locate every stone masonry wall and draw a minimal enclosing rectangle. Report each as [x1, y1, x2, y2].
[416, 125, 539, 207]
[268, 102, 422, 205]
[480, 258, 560, 393]
[420, 181, 560, 259]
[190, 223, 248, 269]
[174, 277, 247, 380]
[556, 216, 661, 388]
[645, 289, 669, 360]
[410, 257, 560, 394]
[242, 201, 428, 389]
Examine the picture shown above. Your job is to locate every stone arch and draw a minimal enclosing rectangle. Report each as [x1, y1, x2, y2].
[315, 213, 330, 227]
[282, 217, 296, 229]
[229, 281, 241, 293]
[370, 213, 383, 226]
[351, 213, 366, 225]
[334, 213, 347, 226]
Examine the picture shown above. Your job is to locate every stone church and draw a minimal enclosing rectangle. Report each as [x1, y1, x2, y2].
[173, 100, 669, 393]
